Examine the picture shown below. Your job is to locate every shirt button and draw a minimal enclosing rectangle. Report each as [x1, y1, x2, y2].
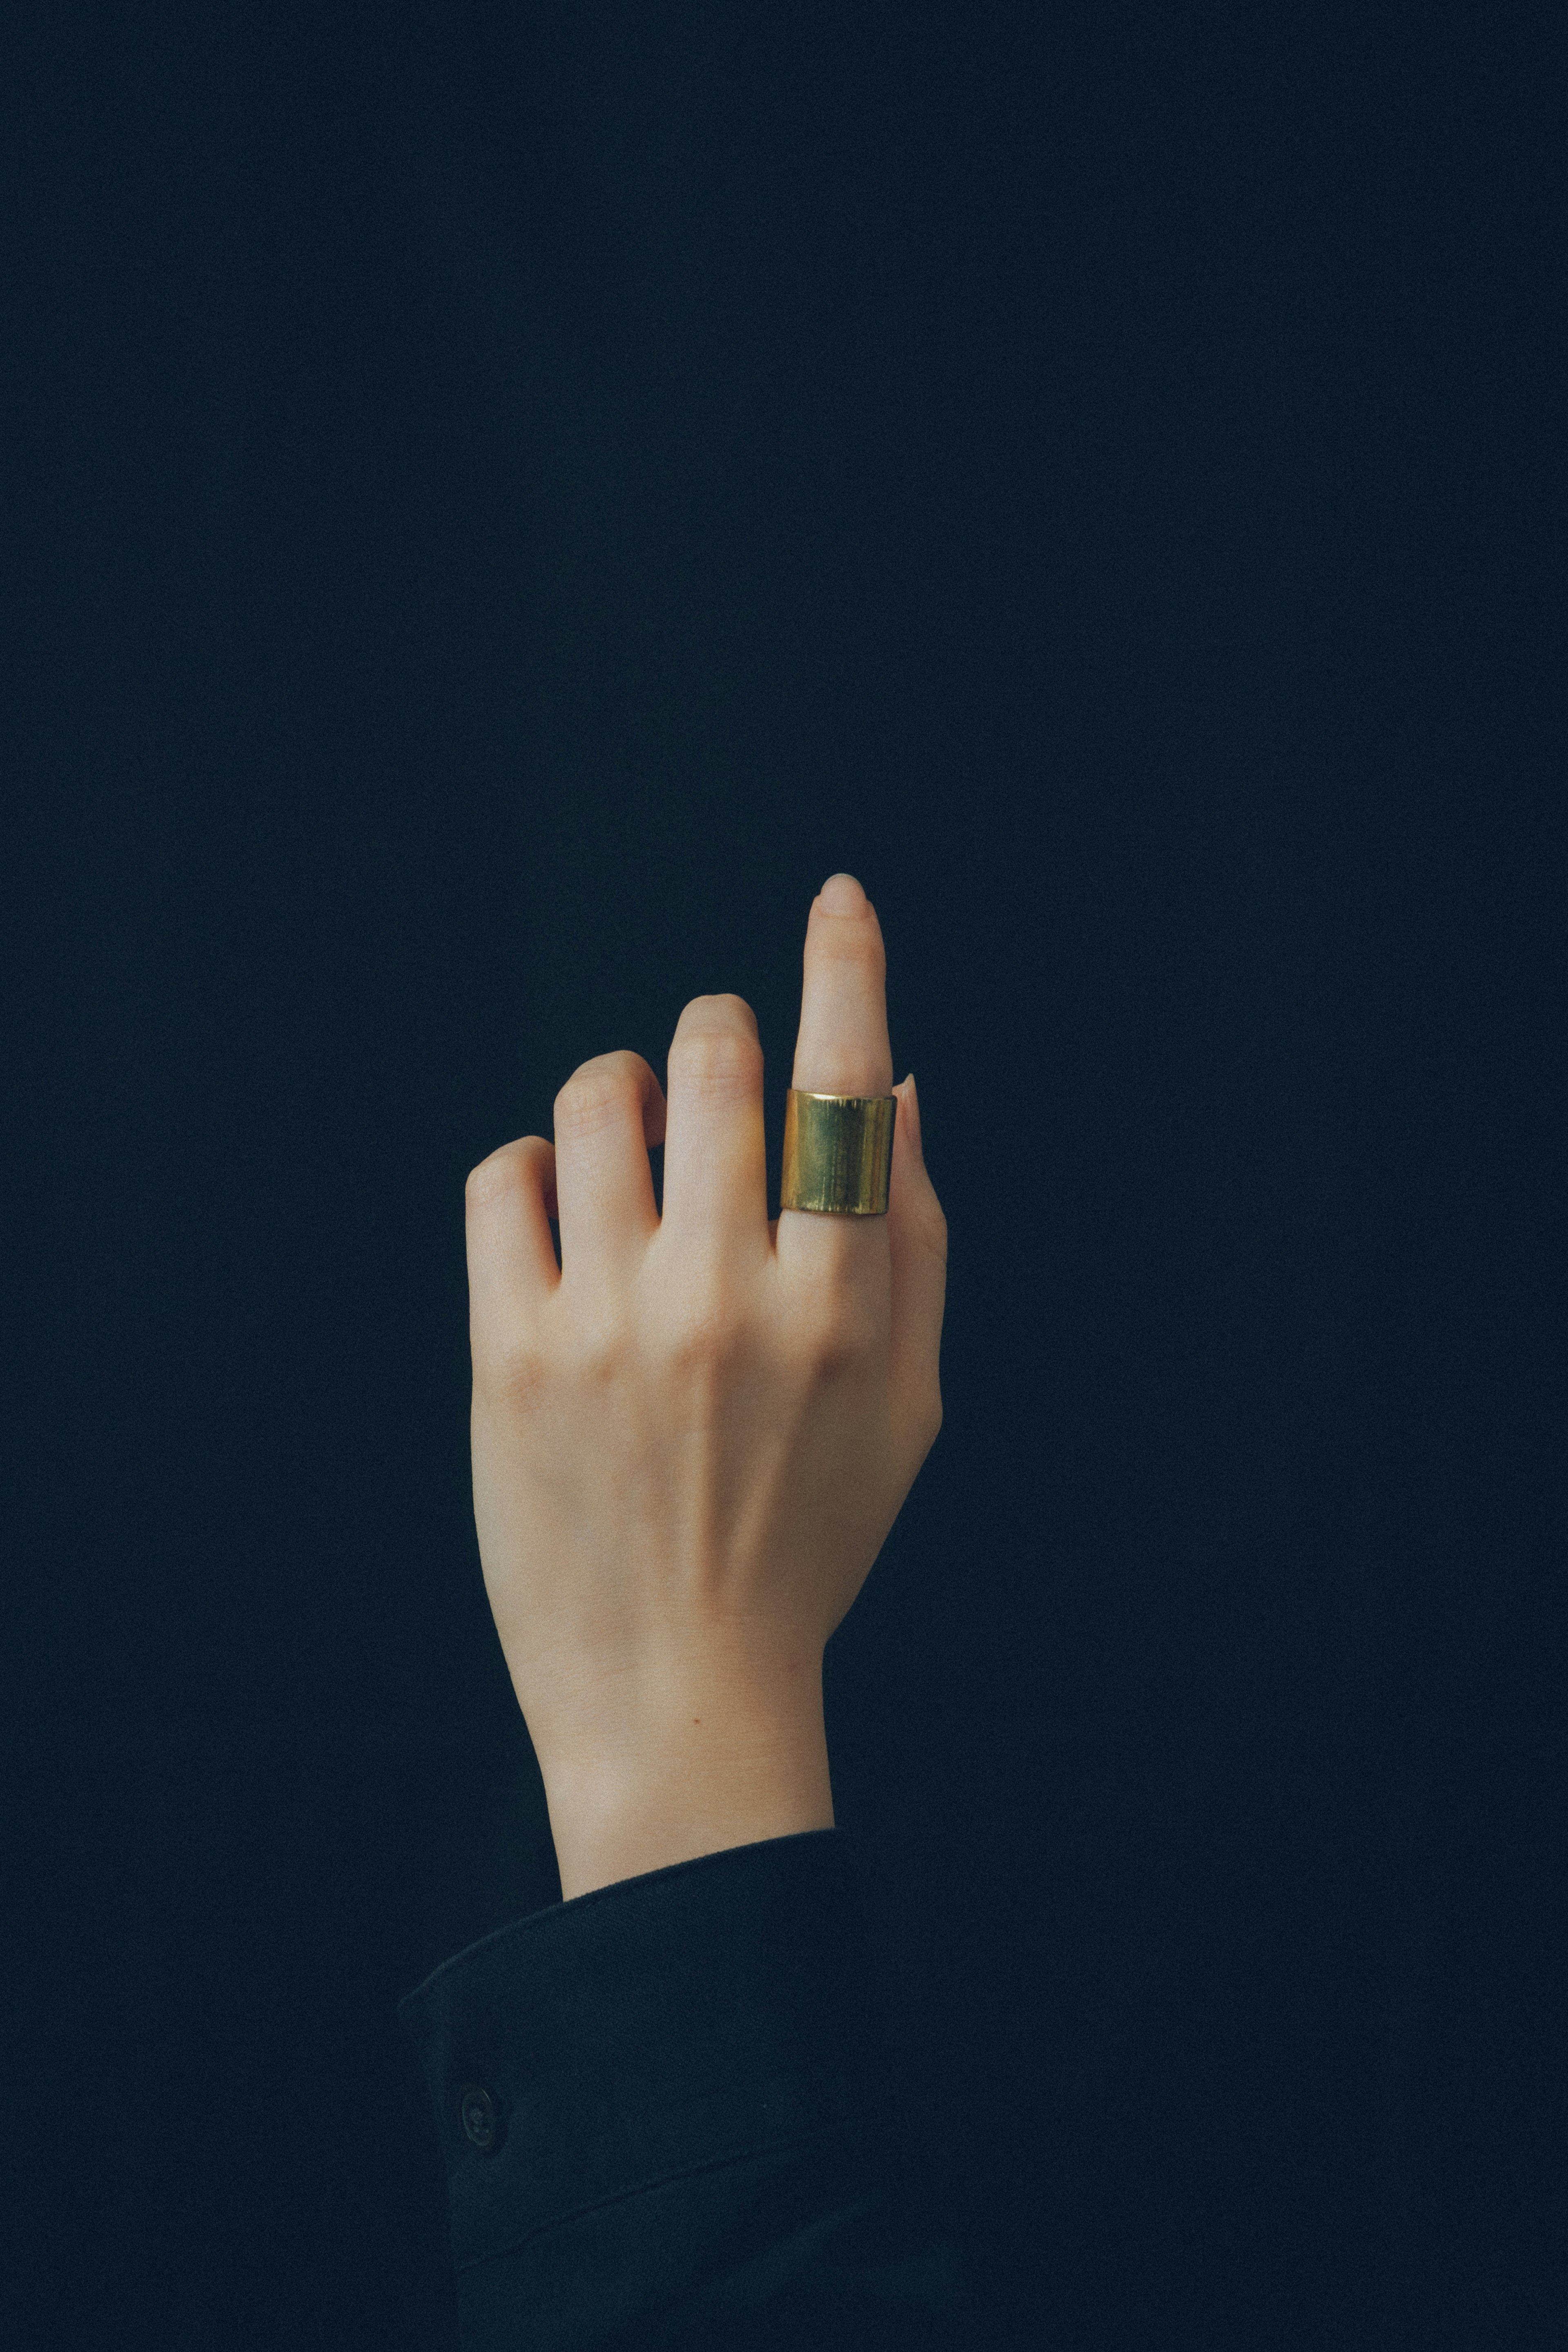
[457, 2083, 501, 2155]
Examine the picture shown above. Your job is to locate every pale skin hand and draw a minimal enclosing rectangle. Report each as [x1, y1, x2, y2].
[463, 873, 949, 1899]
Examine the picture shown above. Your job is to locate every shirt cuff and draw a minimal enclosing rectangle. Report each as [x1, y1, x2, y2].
[398, 1827, 951, 2348]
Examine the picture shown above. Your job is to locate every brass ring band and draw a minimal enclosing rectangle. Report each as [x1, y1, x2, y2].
[780, 1090, 897, 1215]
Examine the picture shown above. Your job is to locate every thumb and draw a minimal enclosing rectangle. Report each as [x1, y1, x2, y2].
[887, 1074, 947, 1462]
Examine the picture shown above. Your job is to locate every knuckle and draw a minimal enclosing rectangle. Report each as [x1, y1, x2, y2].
[798, 1284, 877, 1373]
[664, 1303, 737, 1374]
[563, 1306, 632, 1384]
[561, 1298, 648, 1383]
[471, 1318, 547, 1397]
[554, 1052, 646, 1141]
[667, 1020, 762, 1101]
[466, 1137, 547, 1212]
[499, 1335, 551, 1399]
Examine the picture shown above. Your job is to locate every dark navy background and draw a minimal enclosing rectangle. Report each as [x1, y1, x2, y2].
[5, 5, 1560, 2347]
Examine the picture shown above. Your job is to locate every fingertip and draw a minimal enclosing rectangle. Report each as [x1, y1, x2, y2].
[793, 872, 892, 1095]
[816, 872, 868, 915]
[464, 1136, 562, 1313]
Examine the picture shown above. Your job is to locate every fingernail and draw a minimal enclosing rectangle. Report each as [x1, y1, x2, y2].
[817, 872, 866, 914]
[900, 1072, 923, 1160]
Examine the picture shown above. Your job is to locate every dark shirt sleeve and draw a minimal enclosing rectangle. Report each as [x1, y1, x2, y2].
[398, 1826, 978, 2351]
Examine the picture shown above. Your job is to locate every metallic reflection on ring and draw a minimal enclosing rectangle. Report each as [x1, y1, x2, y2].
[780, 1090, 896, 1216]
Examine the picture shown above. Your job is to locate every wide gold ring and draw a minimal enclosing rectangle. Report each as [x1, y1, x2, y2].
[780, 1090, 897, 1215]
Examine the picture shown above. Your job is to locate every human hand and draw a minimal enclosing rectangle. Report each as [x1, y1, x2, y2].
[463, 874, 948, 1897]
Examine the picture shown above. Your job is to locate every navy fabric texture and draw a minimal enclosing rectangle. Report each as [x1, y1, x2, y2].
[399, 1828, 976, 2349]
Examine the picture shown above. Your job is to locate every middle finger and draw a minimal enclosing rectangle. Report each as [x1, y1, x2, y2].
[659, 994, 769, 1253]
[552, 1050, 666, 1278]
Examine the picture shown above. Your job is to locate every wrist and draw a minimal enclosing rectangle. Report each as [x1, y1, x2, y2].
[530, 1653, 835, 1901]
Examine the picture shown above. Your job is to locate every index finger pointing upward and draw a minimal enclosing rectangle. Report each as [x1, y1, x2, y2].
[790, 873, 894, 1098]
[784, 878, 943, 1448]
